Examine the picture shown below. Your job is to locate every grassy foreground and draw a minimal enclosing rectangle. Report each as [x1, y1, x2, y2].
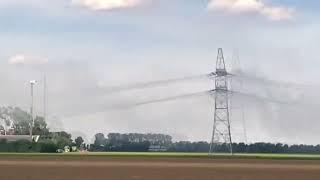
[1, 152, 320, 160]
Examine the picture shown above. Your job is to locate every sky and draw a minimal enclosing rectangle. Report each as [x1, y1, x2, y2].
[0, 0, 320, 144]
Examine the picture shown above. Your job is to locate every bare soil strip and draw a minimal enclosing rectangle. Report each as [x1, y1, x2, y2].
[0, 157, 320, 180]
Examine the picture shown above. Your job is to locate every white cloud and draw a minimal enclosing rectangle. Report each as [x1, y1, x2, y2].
[8, 54, 48, 65]
[208, 0, 294, 21]
[71, 0, 142, 10]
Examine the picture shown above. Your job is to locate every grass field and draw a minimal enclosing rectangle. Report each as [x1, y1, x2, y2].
[1, 152, 320, 160]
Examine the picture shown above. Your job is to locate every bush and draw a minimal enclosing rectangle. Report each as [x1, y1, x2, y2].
[38, 141, 58, 153]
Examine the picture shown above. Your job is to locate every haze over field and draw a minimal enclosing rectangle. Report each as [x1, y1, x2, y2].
[0, 0, 320, 144]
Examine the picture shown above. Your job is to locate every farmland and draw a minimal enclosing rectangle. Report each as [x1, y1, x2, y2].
[2, 152, 320, 160]
[0, 152, 320, 180]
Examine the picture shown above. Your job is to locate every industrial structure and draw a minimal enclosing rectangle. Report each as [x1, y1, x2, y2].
[29, 80, 36, 137]
[101, 48, 241, 154]
[209, 48, 233, 154]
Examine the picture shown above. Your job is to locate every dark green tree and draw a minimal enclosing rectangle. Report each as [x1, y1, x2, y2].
[75, 136, 84, 148]
[94, 133, 106, 147]
[33, 116, 49, 135]
[48, 131, 73, 149]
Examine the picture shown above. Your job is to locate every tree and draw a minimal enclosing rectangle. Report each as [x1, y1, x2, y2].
[33, 116, 49, 135]
[75, 136, 84, 148]
[94, 133, 106, 147]
[6, 107, 30, 135]
[0, 125, 4, 135]
[0, 107, 49, 135]
[49, 131, 73, 149]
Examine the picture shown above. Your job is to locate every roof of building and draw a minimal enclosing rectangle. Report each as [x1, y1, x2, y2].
[0, 135, 40, 142]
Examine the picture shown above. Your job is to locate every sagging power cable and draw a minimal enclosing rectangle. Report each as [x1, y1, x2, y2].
[101, 73, 211, 94]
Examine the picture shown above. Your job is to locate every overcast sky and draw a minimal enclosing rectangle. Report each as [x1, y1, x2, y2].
[0, 0, 320, 144]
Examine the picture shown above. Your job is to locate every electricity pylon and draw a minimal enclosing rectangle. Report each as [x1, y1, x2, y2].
[209, 48, 233, 154]
[231, 49, 248, 144]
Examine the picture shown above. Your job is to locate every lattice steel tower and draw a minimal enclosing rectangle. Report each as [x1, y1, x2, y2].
[209, 48, 233, 154]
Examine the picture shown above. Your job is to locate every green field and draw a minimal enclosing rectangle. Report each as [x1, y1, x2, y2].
[1, 152, 320, 160]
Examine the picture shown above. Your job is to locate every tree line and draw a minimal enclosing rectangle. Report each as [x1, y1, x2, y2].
[168, 142, 320, 154]
[90, 133, 172, 152]
[2, 106, 320, 154]
[0, 107, 84, 152]
[90, 132, 320, 154]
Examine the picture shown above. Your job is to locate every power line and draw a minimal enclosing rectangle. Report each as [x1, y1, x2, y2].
[231, 49, 247, 144]
[101, 74, 210, 94]
[133, 91, 211, 107]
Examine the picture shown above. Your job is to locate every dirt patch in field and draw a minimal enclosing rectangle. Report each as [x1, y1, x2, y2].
[0, 156, 319, 180]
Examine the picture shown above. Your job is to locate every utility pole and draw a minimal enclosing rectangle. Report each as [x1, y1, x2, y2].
[1, 115, 7, 136]
[209, 48, 233, 155]
[43, 75, 47, 123]
[4, 116, 7, 135]
[30, 80, 37, 137]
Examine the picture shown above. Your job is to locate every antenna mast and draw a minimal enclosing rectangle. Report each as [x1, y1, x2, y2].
[29, 80, 37, 137]
[43, 75, 47, 123]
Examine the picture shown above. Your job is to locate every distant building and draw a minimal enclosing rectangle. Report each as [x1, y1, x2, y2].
[71, 146, 77, 152]
[148, 145, 168, 152]
[64, 146, 70, 152]
[0, 135, 40, 142]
